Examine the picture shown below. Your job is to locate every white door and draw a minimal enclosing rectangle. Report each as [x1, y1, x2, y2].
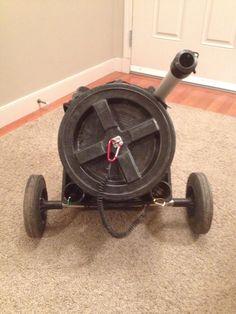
[131, 0, 236, 90]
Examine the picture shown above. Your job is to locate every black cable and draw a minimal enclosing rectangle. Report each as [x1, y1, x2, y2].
[97, 163, 146, 239]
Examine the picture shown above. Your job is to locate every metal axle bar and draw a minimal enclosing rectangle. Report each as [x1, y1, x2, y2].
[172, 198, 193, 208]
[41, 200, 63, 210]
[41, 197, 193, 211]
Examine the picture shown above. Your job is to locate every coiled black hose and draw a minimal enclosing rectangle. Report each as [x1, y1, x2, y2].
[97, 163, 146, 239]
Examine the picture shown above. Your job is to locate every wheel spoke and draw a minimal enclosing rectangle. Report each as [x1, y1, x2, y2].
[127, 118, 159, 142]
[75, 141, 106, 164]
[93, 99, 117, 130]
[118, 148, 141, 183]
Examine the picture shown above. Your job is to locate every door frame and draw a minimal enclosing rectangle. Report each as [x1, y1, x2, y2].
[123, 0, 236, 92]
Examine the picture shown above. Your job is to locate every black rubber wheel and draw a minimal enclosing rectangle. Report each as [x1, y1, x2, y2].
[186, 172, 213, 234]
[23, 175, 48, 238]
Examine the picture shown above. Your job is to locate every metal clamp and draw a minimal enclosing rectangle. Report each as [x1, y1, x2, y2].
[153, 198, 174, 207]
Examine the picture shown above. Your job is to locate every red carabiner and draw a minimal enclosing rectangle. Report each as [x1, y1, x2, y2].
[107, 136, 123, 162]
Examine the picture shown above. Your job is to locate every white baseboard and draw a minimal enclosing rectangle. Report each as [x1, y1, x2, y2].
[0, 57, 124, 128]
[131, 65, 236, 93]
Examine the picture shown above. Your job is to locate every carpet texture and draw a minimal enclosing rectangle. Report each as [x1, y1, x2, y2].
[0, 104, 236, 314]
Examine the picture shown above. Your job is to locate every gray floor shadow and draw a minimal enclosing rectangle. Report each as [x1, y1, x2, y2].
[144, 206, 200, 245]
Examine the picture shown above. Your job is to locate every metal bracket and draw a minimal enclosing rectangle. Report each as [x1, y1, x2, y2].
[129, 30, 133, 47]
[153, 198, 174, 207]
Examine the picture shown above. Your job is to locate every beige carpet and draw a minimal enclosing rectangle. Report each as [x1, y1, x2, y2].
[0, 103, 236, 314]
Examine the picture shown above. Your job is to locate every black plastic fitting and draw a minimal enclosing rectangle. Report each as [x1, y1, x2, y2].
[170, 50, 199, 79]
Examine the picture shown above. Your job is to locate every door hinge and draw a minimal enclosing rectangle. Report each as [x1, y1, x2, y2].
[129, 30, 133, 47]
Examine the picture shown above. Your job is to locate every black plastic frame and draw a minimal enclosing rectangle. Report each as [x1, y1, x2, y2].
[41, 81, 193, 211]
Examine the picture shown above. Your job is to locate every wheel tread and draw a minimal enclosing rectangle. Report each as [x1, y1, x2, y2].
[186, 172, 213, 234]
[23, 175, 47, 238]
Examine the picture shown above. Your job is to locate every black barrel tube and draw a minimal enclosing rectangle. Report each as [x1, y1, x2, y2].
[154, 49, 199, 101]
